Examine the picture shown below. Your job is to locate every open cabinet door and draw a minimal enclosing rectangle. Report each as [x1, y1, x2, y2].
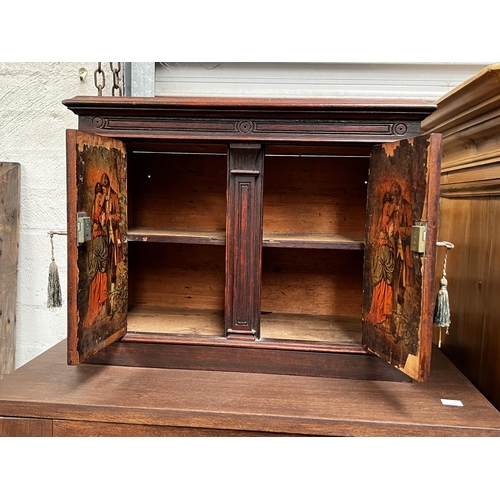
[362, 133, 442, 382]
[67, 130, 128, 365]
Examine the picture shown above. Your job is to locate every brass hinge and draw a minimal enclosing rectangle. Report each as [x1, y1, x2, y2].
[410, 222, 427, 254]
[77, 212, 91, 246]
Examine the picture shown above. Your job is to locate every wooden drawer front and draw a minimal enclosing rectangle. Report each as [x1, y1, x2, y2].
[0, 417, 52, 437]
[53, 420, 291, 437]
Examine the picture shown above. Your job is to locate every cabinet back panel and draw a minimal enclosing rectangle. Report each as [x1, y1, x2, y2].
[261, 247, 363, 317]
[128, 243, 225, 311]
[263, 155, 369, 235]
[129, 152, 226, 231]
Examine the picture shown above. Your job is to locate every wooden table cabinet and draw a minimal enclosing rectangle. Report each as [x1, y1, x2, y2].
[62, 96, 442, 382]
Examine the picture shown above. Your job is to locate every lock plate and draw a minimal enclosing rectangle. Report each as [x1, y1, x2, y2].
[77, 212, 91, 246]
[410, 222, 427, 254]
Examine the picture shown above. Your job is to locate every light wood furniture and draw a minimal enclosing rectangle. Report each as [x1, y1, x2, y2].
[62, 97, 442, 382]
[0, 340, 500, 436]
[421, 63, 500, 410]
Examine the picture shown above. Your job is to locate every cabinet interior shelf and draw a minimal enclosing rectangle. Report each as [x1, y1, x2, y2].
[127, 228, 364, 249]
[127, 228, 226, 245]
[127, 305, 361, 345]
[263, 232, 364, 250]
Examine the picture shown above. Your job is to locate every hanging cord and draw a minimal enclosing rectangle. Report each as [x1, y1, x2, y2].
[434, 241, 454, 348]
[47, 231, 67, 309]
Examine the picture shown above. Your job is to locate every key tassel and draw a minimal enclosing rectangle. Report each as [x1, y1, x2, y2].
[434, 242, 454, 348]
[47, 232, 62, 309]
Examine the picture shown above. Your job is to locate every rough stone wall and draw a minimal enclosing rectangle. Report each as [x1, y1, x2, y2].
[0, 62, 120, 368]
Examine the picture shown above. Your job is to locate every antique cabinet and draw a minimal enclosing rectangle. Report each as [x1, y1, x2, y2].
[63, 97, 441, 382]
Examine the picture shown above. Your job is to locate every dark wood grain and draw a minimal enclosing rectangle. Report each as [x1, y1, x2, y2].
[225, 144, 264, 340]
[63, 96, 434, 145]
[85, 338, 410, 381]
[0, 341, 499, 436]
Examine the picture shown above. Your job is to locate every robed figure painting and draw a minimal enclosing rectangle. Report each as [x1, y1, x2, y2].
[67, 130, 128, 364]
[362, 135, 441, 382]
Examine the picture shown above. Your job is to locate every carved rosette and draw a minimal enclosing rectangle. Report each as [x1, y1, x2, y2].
[92, 116, 106, 129]
[394, 123, 408, 135]
[236, 121, 255, 134]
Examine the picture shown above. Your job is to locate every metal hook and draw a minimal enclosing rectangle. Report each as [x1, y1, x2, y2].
[436, 241, 454, 249]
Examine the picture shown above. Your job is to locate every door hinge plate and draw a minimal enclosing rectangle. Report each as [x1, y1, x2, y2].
[410, 222, 427, 254]
[77, 212, 91, 246]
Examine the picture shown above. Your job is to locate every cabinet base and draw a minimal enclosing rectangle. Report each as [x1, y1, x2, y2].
[84, 339, 411, 382]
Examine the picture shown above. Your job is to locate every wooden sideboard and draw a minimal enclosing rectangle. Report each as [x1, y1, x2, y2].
[1, 340, 499, 436]
[421, 63, 500, 410]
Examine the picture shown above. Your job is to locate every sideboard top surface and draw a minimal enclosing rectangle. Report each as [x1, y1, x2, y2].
[1, 341, 499, 436]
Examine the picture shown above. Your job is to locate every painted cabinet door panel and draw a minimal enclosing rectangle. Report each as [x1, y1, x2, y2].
[362, 133, 442, 381]
[66, 130, 128, 364]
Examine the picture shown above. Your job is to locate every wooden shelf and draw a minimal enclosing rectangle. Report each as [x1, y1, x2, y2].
[261, 312, 361, 344]
[127, 305, 225, 336]
[127, 305, 361, 346]
[127, 229, 364, 249]
[127, 228, 226, 246]
[263, 232, 364, 250]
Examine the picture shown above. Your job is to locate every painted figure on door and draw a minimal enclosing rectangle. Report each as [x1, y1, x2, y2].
[389, 181, 414, 313]
[82, 182, 109, 327]
[100, 172, 124, 312]
[366, 179, 416, 346]
[366, 192, 395, 325]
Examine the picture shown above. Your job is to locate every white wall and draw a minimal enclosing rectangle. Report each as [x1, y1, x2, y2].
[155, 62, 490, 101]
[0, 61, 493, 369]
[0, 62, 118, 368]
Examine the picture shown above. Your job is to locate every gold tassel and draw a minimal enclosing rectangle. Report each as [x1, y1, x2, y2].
[47, 231, 64, 309]
[434, 241, 454, 348]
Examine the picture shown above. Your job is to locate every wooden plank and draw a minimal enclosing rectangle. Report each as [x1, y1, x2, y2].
[262, 232, 364, 250]
[127, 228, 226, 245]
[0, 162, 20, 379]
[126, 229, 366, 249]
